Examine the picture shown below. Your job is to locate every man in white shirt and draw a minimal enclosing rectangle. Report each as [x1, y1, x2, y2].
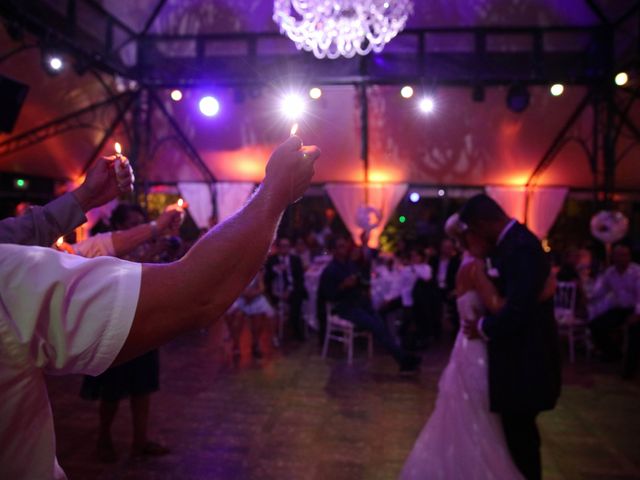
[589, 244, 640, 373]
[0, 136, 320, 479]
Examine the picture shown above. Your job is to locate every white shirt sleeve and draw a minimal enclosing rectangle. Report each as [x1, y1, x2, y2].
[72, 232, 116, 258]
[0, 244, 141, 376]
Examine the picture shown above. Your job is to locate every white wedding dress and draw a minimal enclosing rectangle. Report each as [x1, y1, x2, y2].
[400, 290, 524, 480]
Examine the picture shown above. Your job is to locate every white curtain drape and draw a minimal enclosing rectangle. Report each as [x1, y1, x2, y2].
[485, 186, 568, 239]
[326, 183, 408, 247]
[485, 186, 527, 223]
[178, 182, 214, 229]
[527, 187, 569, 239]
[215, 182, 255, 223]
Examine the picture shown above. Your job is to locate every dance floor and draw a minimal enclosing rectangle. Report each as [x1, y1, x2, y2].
[48, 324, 640, 480]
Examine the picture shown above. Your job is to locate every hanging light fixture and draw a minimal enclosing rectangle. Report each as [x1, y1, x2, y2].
[273, 0, 414, 60]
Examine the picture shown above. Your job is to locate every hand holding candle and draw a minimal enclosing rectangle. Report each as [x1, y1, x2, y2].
[110, 141, 134, 193]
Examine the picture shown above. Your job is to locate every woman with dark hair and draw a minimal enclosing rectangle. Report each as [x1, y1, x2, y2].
[81, 203, 172, 462]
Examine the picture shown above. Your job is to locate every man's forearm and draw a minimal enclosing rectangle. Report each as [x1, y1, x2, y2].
[111, 222, 156, 257]
[0, 192, 86, 246]
[114, 185, 284, 364]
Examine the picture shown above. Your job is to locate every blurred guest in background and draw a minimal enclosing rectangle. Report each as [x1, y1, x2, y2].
[588, 244, 640, 378]
[227, 269, 276, 359]
[319, 237, 420, 373]
[429, 238, 462, 336]
[265, 237, 308, 341]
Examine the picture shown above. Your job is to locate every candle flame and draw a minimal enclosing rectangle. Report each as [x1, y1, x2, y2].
[177, 198, 184, 208]
[114, 142, 122, 155]
[56, 237, 64, 247]
[290, 123, 298, 136]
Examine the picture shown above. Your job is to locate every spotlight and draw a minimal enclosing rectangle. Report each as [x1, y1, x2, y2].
[550, 84, 564, 96]
[615, 72, 628, 86]
[409, 192, 420, 203]
[42, 52, 64, 75]
[199, 96, 220, 117]
[309, 87, 322, 99]
[437, 189, 445, 197]
[418, 97, 435, 114]
[506, 84, 530, 113]
[400, 86, 414, 99]
[281, 93, 306, 119]
[399, 215, 407, 223]
[170, 89, 183, 102]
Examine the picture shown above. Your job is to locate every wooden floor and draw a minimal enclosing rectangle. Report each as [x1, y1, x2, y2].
[47, 323, 640, 480]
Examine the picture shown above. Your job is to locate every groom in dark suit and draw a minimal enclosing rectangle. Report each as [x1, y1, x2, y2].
[459, 194, 562, 480]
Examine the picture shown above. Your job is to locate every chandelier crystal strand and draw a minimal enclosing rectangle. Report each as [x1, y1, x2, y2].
[273, 0, 414, 60]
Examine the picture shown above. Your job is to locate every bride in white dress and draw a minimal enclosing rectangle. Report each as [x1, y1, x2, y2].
[400, 216, 525, 480]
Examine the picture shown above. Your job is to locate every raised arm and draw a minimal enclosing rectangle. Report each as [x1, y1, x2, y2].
[0, 156, 133, 247]
[114, 137, 319, 364]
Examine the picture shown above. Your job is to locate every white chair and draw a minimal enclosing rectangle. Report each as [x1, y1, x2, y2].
[554, 281, 592, 363]
[321, 305, 373, 365]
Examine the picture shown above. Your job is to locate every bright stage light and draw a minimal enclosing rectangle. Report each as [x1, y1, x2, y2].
[281, 94, 306, 119]
[48, 56, 63, 71]
[309, 87, 322, 99]
[199, 96, 220, 117]
[409, 192, 420, 203]
[437, 189, 445, 197]
[400, 86, 414, 99]
[419, 97, 435, 113]
[170, 89, 183, 101]
[399, 215, 407, 223]
[550, 84, 564, 96]
[615, 72, 629, 86]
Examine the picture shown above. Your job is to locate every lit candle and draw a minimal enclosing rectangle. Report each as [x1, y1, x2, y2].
[177, 198, 184, 208]
[56, 236, 64, 247]
[114, 142, 122, 156]
[290, 123, 298, 136]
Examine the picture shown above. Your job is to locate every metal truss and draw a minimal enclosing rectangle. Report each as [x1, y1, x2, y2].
[0, 92, 134, 158]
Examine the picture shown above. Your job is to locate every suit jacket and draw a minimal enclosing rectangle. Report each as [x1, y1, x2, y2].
[264, 253, 307, 304]
[430, 254, 461, 293]
[0, 193, 86, 247]
[483, 222, 561, 414]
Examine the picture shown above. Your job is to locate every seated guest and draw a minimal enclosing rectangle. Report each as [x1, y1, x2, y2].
[264, 237, 308, 341]
[0, 135, 320, 479]
[589, 244, 640, 377]
[399, 249, 433, 350]
[429, 238, 462, 336]
[227, 269, 275, 359]
[318, 236, 420, 373]
[556, 247, 589, 318]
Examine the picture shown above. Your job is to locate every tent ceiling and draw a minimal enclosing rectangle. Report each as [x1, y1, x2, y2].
[1, 0, 639, 192]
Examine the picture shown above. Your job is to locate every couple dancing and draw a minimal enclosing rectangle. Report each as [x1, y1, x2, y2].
[401, 194, 562, 480]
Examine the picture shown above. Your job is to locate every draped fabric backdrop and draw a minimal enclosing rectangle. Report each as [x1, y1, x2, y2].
[485, 186, 568, 239]
[485, 186, 528, 223]
[527, 187, 569, 239]
[178, 182, 214, 229]
[326, 183, 408, 247]
[215, 182, 256, 223]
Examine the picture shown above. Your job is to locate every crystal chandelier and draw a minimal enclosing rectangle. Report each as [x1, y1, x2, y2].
[273, 0, 414, 60]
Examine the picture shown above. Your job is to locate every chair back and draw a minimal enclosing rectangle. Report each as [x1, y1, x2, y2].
[554, 281, 577, 323]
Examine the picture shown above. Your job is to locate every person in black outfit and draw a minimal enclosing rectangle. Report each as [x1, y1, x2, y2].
[264, 236, 308, 340]
[429, 238, 462, 336]
[459, 194, 562, 480]
[319, 236, 421, 373]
